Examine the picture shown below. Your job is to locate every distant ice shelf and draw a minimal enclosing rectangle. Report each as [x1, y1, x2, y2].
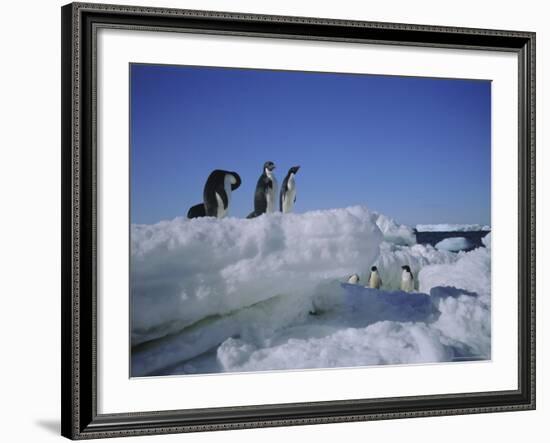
[435, 237, 474, 252]
[416, 223, 491, 232]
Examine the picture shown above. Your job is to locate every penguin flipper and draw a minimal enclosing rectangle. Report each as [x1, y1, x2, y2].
[247, 211, 259, 219]
[187, 203, 206, 219]
[253, 186, 268, 214]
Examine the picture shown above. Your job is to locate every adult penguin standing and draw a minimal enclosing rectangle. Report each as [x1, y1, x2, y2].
[400, 265, 415, 292]
[367, 266, 382, 289]
[187, 169, 241, 219]
[247, 161, 278, 218]
[280, 165, 300, 213]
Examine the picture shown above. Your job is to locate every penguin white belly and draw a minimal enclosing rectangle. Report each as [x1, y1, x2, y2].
[369, 272, 381, 289]
[282, 176, 296, 213]
[266, 177, 278, 213]
[214, 178, 233, 219]
[215, 193, 227, 218]
[400, 273, 414, 292]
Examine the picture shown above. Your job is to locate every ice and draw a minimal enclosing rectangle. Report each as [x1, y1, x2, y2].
[217, 254, 491, 374]
[418, 245, 491, 357]
[370, 242, 458, 290]
[431, 291, 491, 357]
[135, 269, 490, 375]
[435, 237, 473, 252]
[418, 246, 491, 297]
[132, 293, 312, 376]
[217, 321, 452, 372]
[131, 206, 491, 376]
[416, 223, 491, 232]
[131, 206, 383, 346]
[373, 212, 416, 246]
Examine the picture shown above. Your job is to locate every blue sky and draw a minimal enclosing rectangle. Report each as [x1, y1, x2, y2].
[130, 64, 491, 226]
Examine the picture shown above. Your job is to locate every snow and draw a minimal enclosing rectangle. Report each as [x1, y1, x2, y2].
[418, 246, 491, 297]
[418, 246, 492, 358]
[373, 212, 416, 246]
[416, 223, 491, 232]
[371, 242, 458, 290]
[217, 321, 452, 372]
[131, 206, 383, 346]
[432, 291, 491, 357]
[132, 292, 312, 376]
[216, 281, 490, 373]
[130, 207, 491, 376]
[435, 237, 474, 252]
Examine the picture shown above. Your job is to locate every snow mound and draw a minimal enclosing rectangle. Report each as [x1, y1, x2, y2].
[432, 291, 491, 357]
[417, 246, 491, 358]
[217, 321, 452, 372]
[132, 247, 491, 375]
[418, 246, 491, 297]
[370, 242, 458, 291]
[131, 293, 312, 376]
[416, 224, 490, 232]
[131, 206, 383, 345]
[373, 212, 416, 246]
[130, 208, 492, 376]
[216, 279, 490, 373]
[435, 237, 473, 252]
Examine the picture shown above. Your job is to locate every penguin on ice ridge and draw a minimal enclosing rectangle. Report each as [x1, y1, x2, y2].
[367, 266, 382, 289]
[187, 169, 241, 219]
[247, 161, 278, 218]
[280, 165, 300, 213]
[400, 265, 415, 292]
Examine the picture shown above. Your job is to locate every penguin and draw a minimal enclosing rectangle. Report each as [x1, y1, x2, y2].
[247, 161, 278, 218]
[280, 165, 300, 213]
[187, 169, 241, 219]
[367, 266, 382, 289]
[347, 274, 360, 284]
[400, 265, 415, 292]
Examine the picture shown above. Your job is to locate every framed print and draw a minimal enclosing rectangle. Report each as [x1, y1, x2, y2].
[61, 2, 536, 439]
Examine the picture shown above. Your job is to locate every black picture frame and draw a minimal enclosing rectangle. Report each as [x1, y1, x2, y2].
[61, 2, 536, 439]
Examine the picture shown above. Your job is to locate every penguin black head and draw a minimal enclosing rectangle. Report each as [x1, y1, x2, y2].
[288, 165, 300, 174]
[264, 161, 276, 172]
[229, 171, 241, 190]
[371, 266, 378, 272]
[401, 265, 412, 273]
